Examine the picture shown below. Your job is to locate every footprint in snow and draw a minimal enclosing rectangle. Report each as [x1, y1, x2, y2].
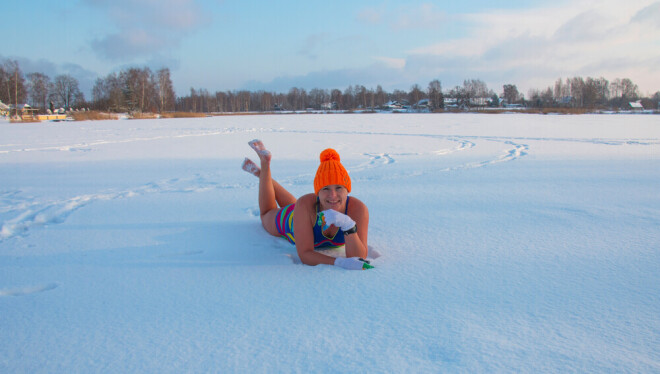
[246, 207, 260, 217]
[157, 250, 204, 258]
[0, 283, 59, 297]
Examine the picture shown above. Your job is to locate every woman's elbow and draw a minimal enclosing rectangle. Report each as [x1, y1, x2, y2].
[297, 250, 317, 266]
[300, 258, 319, 266]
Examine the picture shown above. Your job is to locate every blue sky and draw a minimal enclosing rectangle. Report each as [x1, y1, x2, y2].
[4, 0, 659, 98]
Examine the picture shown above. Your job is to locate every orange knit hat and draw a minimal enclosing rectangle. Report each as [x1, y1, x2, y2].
[314, 148, 351, 194]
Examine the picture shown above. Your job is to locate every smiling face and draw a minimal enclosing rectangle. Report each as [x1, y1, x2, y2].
[317, 184, 349, 211]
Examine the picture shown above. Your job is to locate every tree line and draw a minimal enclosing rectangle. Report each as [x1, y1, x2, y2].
[0, 59, 176, 115]
[177, 80, 444, 113]
[1, 59, 85, 113]
[2, 58, 659, 115]
[152, 76, 660, 113]
[92, 67, 175, 113]
[526, 77, 653, 109]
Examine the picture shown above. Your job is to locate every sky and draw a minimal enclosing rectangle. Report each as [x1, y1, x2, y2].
[3, 0, 660, 99]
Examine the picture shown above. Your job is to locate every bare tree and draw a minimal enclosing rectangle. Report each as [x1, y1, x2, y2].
[331, 89, 343, 110]
[308, 88, 328, 110]
[287, 87, 300, 111]
[343, 86, 355, 110]
[611, 78, 622, 99]
[259, 90, 274, 111]
[594, 77, 610, 106]
[409, 84, 424, 106]
[27, 72, 51, 111]
[588, 77, 612, 108]
[106, 73, 124, 111]
[156, 68, 175, 112]
[51, 74, 83, 109]
[119, 67, 155, 112]
[92, 73, 123, 111]
[236, 90, 250, 112]
[464, 79, 489, 97]
[619, 78, 639, 100]
[427, 79, 443, 110]
[356, 85, 367, 109]
[1, 60, 26, 115]
[568, 77, 585, 107]
[503, 84, 520, 104]
[375, 85, 386, 108]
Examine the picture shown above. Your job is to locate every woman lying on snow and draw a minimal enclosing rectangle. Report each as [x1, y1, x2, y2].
[242, 140, 372, 270]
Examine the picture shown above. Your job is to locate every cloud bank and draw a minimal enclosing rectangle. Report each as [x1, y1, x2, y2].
[84, 0, 208, 60]
[251, 1, 660, 95]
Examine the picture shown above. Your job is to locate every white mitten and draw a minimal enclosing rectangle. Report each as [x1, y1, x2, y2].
[334, 257, 372, 270]
[319, 209, 356, 232]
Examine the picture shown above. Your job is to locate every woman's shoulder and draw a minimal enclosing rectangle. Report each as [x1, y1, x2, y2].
[348, 196, 368, 213]
[296, 193, 317, 207]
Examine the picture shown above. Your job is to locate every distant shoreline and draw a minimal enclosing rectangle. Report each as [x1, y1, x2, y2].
[4, 108, 658, 123]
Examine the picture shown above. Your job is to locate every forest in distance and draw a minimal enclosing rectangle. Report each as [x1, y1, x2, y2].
[2, 58, 659, 116]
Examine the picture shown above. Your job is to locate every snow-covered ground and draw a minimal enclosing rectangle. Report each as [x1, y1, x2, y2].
[1, 113, 659, 373]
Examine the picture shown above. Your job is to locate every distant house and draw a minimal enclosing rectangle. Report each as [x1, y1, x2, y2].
[321, 102, 337, 110]
[469, 97, 488, 107]
[13, 104, 39, 120]
[383, 101, 403, 110]
[0, 100, 10, 116]
[414, 99, 430, 109]
[629, 101, 644, 111]
[487, 97, 501, 107]
[443, 97, 459, 109]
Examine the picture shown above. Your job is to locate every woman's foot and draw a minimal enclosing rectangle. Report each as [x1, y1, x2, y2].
[248, 139, 272, 163]
[241, 158, 260, 177]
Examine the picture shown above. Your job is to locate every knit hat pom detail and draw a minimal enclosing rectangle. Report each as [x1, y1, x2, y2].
[320, 148, 340, 162]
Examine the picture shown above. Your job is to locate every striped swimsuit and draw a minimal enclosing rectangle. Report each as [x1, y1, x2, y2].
[275, 197, 350, 249]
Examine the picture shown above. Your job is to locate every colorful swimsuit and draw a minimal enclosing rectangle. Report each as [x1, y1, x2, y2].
[275, 196, 351, 249]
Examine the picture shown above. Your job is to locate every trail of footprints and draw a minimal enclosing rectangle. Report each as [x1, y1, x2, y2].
[0, 129, 648, 243]
[4, 130, 653, 243]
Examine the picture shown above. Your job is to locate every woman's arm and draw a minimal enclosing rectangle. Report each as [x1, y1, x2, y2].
[344, 197, 369, 258]
[294, 194, 336, 266]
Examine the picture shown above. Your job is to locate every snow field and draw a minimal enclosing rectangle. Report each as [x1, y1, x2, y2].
[1, 113, 659, 372]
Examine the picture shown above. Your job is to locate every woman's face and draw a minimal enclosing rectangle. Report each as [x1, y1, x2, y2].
[318, 184, 348, 211]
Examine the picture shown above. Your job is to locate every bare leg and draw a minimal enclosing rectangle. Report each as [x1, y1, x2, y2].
[250, 141, 277, 216]
[243, 149, 296, 208]
[245, 140, 297, 235]
[272, 180, 297, 207]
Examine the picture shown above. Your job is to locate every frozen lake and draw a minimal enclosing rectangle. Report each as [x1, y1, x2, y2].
[1, 113, 659, 372]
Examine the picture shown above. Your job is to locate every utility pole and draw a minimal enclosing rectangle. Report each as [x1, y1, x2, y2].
[14, 69, 19, 118]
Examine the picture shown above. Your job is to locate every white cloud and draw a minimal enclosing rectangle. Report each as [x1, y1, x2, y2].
[373, 56, 406, 69]
[631, 1, 660, 28]
[399, 0, 660, 93]
[84, 0, 209, 60]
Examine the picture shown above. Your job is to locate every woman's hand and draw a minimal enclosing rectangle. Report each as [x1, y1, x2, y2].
[319, 209, 356, 232]
[334, 257, 373, 270]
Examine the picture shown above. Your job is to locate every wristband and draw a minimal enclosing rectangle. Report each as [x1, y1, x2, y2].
[343, 225, 358, 235]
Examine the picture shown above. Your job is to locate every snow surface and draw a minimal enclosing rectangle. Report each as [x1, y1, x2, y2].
[1, 113, 659, 373]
